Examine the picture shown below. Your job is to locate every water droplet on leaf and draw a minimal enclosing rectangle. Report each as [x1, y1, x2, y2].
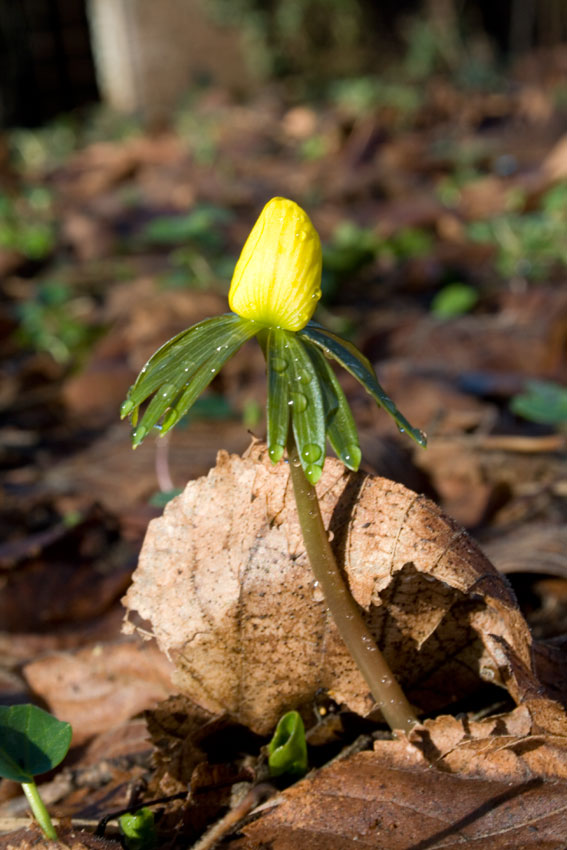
[302, 443, 322, 462]
[268, 444, 285, 463]
[120, 399, 134, 418]
[271, 357, 288, 373]
[341, 444, 361, 470]
[133, 424, 147, 445]
[289, 392, 308, 412]
[305, 464, 322, 484]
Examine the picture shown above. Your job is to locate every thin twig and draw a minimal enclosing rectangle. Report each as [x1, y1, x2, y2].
[187, 784, 275, 850]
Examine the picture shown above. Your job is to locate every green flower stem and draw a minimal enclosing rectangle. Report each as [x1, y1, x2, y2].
[287, 435, 418, 733]
[22, 780, 58, 840]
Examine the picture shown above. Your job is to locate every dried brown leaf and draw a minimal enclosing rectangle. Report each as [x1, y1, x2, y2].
[23, 641, 176, 744]
[236, 700, 567, 848]
[234, 743, 567, 850]
[123, 444, 534, 735]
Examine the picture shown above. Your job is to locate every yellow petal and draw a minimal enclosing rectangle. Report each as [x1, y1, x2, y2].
[228, 197, 322, 331]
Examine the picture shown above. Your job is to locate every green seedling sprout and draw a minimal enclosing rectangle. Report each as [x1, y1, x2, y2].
[0, 704, 72, 840]
[119, 807, 157, 850]
[268, 711, 308, 778]
[121, 197, 426, 732]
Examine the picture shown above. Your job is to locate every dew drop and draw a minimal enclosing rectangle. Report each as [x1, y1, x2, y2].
[120, 399, 134, 418]
[133, 424, 148, 445]
[162, 408, 179, 430]
[397, 425, 405, 434]
[160, 383, 177, 400]
[302, 443, 322, 462]
[297, 230, 308, 241]
[311, 288, 322, 300]
[312, 581, 324, 602]
[268, 444, 285, 463]
[305, 464, 322, 484]
[341, 444, 361, 470]
[289, 392, 308, 412]
[296, 370, 312, 385]
[271, 357, 288, 373]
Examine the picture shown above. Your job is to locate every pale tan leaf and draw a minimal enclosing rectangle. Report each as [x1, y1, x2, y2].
[123, 443, 534, 735]
[23, 641, 176, 744]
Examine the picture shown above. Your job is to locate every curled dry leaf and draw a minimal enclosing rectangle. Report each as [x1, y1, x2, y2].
[404, 697, 567, 781]
[123, 443, 534, 735]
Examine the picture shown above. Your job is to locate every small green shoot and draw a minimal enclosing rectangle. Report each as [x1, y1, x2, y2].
[268, 711, 308, 778]
[119, 808, 157, 850]
[431, 282, 478, 318]
[510, 380, 567, 426]
[0, 704, 72, 840]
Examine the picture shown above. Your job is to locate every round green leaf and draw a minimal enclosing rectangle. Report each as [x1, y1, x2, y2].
[0, 704, 72, 782]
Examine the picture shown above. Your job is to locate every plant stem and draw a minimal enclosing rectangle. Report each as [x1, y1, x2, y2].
[22, 780, 58, 840]
[287, 436, 418, 733]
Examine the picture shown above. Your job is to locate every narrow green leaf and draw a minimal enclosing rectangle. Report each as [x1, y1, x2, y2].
[305, 342, 361, 471]
[300, 324, 426, 447]
[268, 711, 308, 778]
[133, 318, 257, 444]
[285, 333, 326, 484]
[266, 328, 290, 463]
[0, 705, 72, 783]
[125, 314, 247, 411]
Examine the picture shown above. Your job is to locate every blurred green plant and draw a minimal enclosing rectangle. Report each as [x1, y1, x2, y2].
[142, 206, 232, 249]
[141, 205, 235, 291]
[0, 704, 72, 840]
[467, 182, 567, 281]
[16, 280, 99, 364]
[0, 190, 55, 261]
[431, 282, 478, 318]
[8, 107, 142, 176]
[510, 380, 567, 427]
[119, 808, 157, 850]
[268, 710, 308, 778]
[329, 77, 420, 121]
[322, 220, 432, 300]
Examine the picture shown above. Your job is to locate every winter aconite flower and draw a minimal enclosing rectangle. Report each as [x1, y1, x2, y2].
[121, 197, 425, 484]
[228, 197, 322, 331]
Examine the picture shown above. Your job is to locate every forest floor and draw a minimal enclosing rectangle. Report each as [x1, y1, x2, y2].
[1, 41, 567, 849]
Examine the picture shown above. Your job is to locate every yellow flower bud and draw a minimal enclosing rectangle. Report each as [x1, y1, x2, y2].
[228, 197, 322, 331]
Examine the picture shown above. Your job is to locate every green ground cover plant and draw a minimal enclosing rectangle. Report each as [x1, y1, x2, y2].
[0, 704, 72, 840]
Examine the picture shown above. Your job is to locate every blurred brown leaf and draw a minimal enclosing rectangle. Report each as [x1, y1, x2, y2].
[123, 443, 535, 735]
[24, 641, 176, 744]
